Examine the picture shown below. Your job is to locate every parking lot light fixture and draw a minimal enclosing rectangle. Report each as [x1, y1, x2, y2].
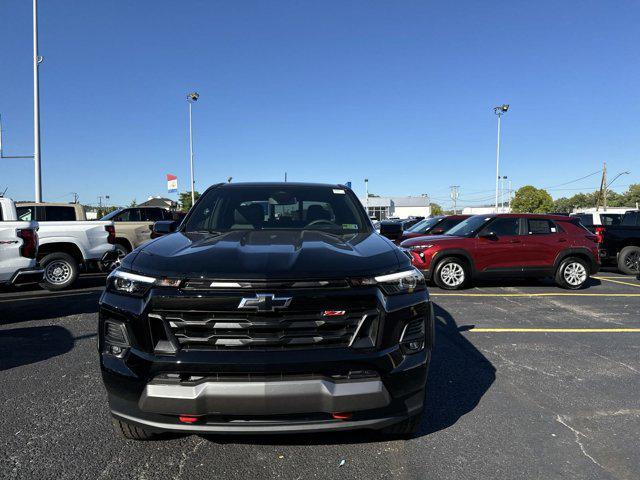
[187, 92, 199, 206]
[493, 104, 509, 213]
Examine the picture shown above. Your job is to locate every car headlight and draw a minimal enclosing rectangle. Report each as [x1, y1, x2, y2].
[107, 270, 156, 296]
[107, 269, 182, 296]
[351, 268, 426, 295]
[407, 244, 434, 251]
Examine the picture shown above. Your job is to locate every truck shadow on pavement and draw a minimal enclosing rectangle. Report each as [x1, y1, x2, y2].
[0, 289, 101, 325]
[201, 303, 495, 446]
[0, 326, 95, 371]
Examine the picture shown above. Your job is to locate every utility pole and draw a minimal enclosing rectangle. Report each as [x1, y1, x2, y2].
[596, 162, 606, 211]
[33, 0, 43, 202]
[508, 179, 512, 210]
[284, 172, 287, 182]
[493, 104, 509, 213]
[449, 186, 460, 214]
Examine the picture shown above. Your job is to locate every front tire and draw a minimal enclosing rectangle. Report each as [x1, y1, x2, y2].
[617, 246, 640, 275]
[555, 257, 589, 290]
[112, 418, 156, 441]
[40, 252, 79, 291]
[433, 257, 469, 290]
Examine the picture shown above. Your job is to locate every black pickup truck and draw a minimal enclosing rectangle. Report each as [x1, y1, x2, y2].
[98, 182, 433, 439]
[594, 210, 640, 274]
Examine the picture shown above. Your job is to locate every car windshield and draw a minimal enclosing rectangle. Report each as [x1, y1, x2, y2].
[101, 209, 123, 221]
[183, 185, 368, 234]
[406, 217, 440, 233]
[445, 215, 491, 237]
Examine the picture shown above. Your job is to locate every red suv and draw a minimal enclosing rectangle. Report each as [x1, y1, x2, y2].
[400, 214, 600, 290]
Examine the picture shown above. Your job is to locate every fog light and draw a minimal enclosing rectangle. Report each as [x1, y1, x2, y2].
[109, 345, 123, 355]
[405, 340, 424, 352]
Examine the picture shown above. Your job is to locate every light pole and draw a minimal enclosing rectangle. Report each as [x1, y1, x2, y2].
[33, 0, 43, 202]
[493, 104, 509, 213]
[499, 175, 508, 211]
[364, 178, 369, 217]
[187, 92, 199, 206]
[450, 185, 460, 214]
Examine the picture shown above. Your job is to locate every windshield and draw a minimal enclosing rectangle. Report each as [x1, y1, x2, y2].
[183, 185, 368, 234]
[101, 209, 123, 221]
[445, 215, 491, 237]
[406, 217, 441, 233]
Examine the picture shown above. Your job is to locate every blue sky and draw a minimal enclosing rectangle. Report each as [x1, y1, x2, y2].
[1, 0, 638, 208]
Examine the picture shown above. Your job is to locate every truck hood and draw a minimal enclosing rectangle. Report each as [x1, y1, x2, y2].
[126, 230, 406, 279]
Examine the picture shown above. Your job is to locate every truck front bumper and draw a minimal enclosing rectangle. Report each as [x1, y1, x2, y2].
[9, 267, 44, 286]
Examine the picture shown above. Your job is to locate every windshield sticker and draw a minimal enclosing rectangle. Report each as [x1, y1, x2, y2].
[342, 224, 358, 230]
[333, 189, 345, 194]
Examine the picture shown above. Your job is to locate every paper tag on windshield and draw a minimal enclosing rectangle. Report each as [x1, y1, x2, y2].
[333, 189, 345, 194]
[342, 224, 358, 230]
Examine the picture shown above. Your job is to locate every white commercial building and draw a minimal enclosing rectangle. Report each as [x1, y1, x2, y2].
[461, 206, 511, 215]
[359, 196, 431, 220]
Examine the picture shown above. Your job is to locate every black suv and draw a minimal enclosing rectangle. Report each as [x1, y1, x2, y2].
[99, 183, 433, 439]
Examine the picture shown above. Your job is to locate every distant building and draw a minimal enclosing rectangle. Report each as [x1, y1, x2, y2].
[359, 196, 431, 220]
[138, 196, 178, 210]
[461, 206, 511, 215]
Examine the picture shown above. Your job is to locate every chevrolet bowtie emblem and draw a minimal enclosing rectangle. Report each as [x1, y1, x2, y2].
[238, 293, 292, 312]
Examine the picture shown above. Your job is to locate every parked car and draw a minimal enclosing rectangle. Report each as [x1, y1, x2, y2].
[101, 206, 177, 261]
[99, 182, 433, 439]
[378, 217, 425, 241]
[400, 214, 600, 290]
[15, 201, 117, 290]
[571, 211, 623, 231]
[593, 210, 640, 274]
[0, 198, 43, 287]
[392, 215, 471, 244]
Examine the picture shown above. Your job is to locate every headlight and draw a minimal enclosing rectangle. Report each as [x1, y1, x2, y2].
[107, 270, 156, 296]
[407, 244, 434, 251]
[351, 268, 426, 295]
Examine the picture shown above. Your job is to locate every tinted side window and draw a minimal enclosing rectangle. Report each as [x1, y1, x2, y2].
[528, 219, 558, 235]
[139, 208, 164, 222]
[438, 217, 463, 232]
[600, 214, 622, 226]
[574, 214, 593, 226]
[487, 218, 519, 236]
[16, 206, 34, 221]
[44, 206, 76, 221]
[622, 212, 639, 226]
[113, 209, 132, 222]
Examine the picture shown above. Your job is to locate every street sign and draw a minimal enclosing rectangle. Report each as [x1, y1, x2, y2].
[167, 174, 178, 193]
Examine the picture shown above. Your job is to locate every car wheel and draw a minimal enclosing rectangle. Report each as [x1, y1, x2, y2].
[112, 243, 130, 269]
[433, 257, 469, 290]
[555, 257, 589, 290]
[617, 246, 640, 275]
[39, 252, 79, 291]
[112, 418, 156, 441]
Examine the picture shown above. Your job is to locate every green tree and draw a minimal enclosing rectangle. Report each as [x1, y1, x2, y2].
[129, 198, 137, 207]
[430, 203, 443, 216]
[511, 186, 554, 213]
[622, 184, 640, 207]
[179, 191, 201, 212]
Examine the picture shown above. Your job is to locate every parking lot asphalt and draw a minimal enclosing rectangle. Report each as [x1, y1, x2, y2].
[1, 271, 639, 480]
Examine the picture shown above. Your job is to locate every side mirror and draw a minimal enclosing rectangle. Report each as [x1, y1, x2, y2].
[152, 220, 178, 237]
[479, 230, 498, 240]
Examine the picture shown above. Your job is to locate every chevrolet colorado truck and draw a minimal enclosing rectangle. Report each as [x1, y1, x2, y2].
[15, 201, 117, 290]
[99, 183, 433, 439]
[0, 198, 43, 286]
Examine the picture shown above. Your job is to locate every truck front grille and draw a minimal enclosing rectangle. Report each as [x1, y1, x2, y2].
[150, 309, 377, 351]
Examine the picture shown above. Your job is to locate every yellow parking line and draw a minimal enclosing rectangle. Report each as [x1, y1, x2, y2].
[469, 328, 640, 333]
[592, 276, 640, 288]
[430, 293, 640, 297]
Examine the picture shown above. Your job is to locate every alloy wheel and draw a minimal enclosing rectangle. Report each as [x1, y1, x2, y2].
[440, 262, 465, 287]
[563, 262, 587, 286]
[624, 252, 640, 272]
